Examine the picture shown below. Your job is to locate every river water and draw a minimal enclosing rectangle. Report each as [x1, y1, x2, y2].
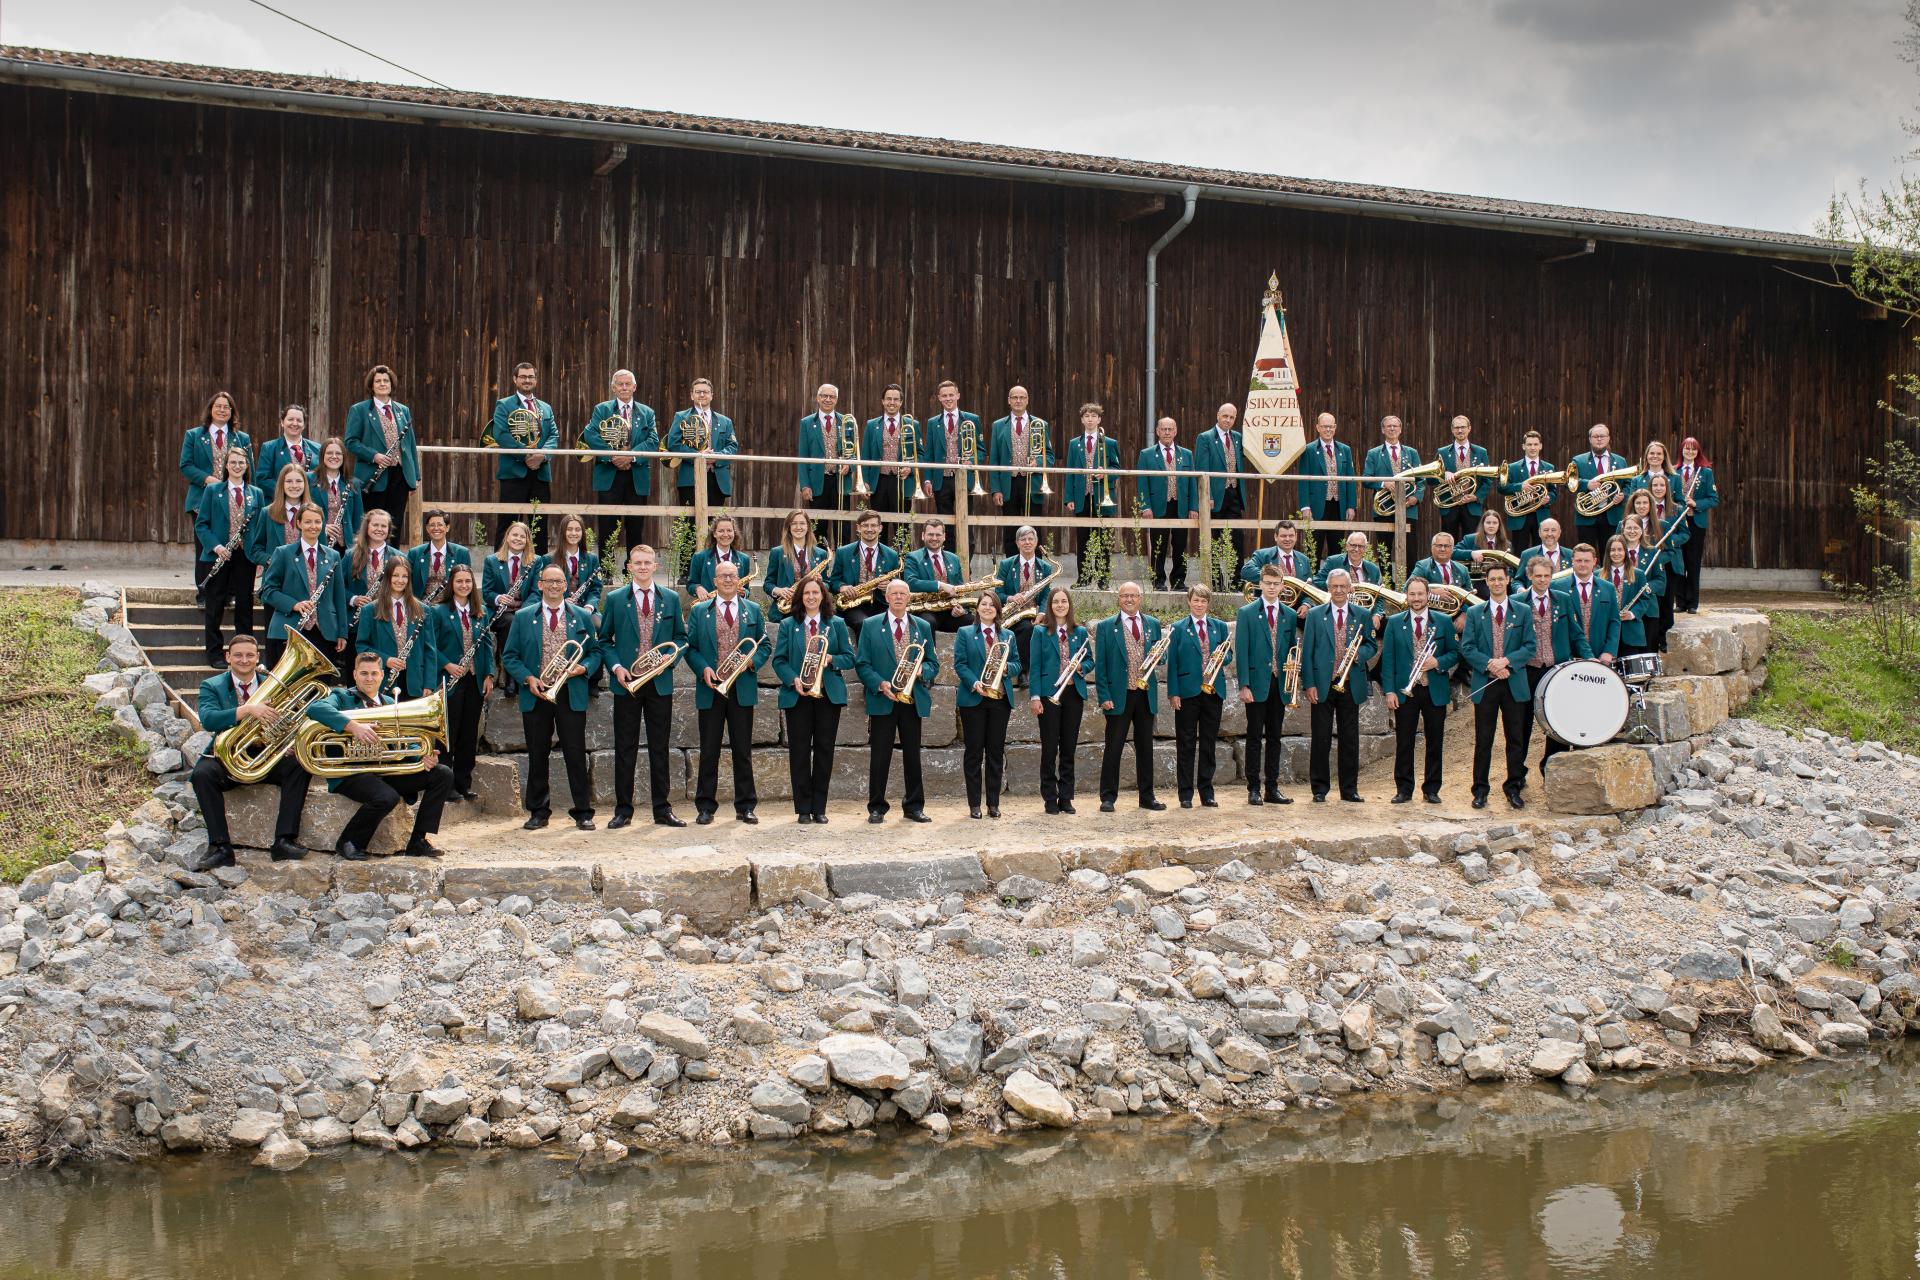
[6, 1051, 1920, 1278]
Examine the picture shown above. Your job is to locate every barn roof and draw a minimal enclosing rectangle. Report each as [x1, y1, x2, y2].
[0, 44, 1846, 262]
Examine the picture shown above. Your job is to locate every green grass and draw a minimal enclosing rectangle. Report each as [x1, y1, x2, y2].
[0, 587, 151, 883]
[1746, 610, 1920, 753]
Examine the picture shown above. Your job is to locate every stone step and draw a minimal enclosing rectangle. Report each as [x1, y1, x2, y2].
[126, 623, 208, 647]
[124, 601, 207, 625]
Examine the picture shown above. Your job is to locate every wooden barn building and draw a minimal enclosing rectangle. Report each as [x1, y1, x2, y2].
[0, 44, 1901, 585]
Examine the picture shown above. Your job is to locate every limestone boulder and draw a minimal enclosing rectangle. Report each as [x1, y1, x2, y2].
[1544, 744, 1661, 814]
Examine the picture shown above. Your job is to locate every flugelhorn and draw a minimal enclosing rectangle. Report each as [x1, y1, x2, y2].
[533, 638, 588, 704]
[889, 640, 927, 704]
[1575, 464, 1642, 517]
[979, 635, 1012, 700]
[797, 628, 831, 699]
[292, 688, 449, 779]
[1199, 626, 1234, 695]
[621, 640, 685, 695]
[713, 634, 763, 697]
[1372, 459, 1444, 518]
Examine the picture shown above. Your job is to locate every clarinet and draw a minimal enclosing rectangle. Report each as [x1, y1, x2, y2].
[384, 612, 424, 694]
[196, 496, 257, 590]
[295, 555, 339, 631]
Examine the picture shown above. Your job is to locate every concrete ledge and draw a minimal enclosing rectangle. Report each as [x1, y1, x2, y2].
[751, 855, 831, 906]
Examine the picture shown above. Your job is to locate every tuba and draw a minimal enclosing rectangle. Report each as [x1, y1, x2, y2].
[533, 638, 589, 704]
[960, 418, 987, 497]
[1504, 466, 1568, 518]
[890, 640, 927, 703]
[714, 634, 763, 697]
[621, 640, 685, 695]
[1372, 459, 1444, 518]
[1434, 463, 1502, 509]
[291, 688, 449, 778]
[211, 630, 339, 784]
[978, 635, 1012, 700]
[797, 628, 831, 698]
[1575, 464, 1643, 518]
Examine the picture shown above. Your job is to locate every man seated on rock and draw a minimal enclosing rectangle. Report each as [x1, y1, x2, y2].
[189, 632, 313, 870]
[304, 650, 453, 860]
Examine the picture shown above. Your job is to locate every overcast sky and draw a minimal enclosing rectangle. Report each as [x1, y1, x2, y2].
[5, 0, 1909, 235]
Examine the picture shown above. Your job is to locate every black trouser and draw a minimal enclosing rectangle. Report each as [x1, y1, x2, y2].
[923, 605, 965, 635]
[1099, 688, 1157, 805]
[1174, 690, 1222, 802]
[932, 482, 956, 516]
[1150, 500, 1187, 589]
[696, 689, 757, 817]
[523, 698, 591, 820]
[1216, 485, 1247, 589]
[1573, 518, 1612, 555]
[1011, 620, 1035, 687]
[200, 554, 256, 662]
[1655, 577, 1677, 648]
[1243, 690, 1287, 795]
[1677, 529, 1705, 611]
[677, 475, 727, 508]
[364, 479, 411, 532]
[1378, 515, 1418, 561]
[1309, 686, 1361, 797]
[497, 474, 553, 553]
[1440, 506, 1476, 542]
[959, 699, 1011, 809]
[1311, 495, 1342, 525]
[843, 605, 880, 636]
[190, 754, 310, 848]
[868, 703, 925, 816]
[871, 471, 917, 513]
[445, 671, 484, 793]
[1393, 681, 1447, 799]
[803, 480, 849, 513]
[614, 686, 675, 818]
[1512, 519, 1541, 553]
[1473, 681, 1528, 798]
[593, 487, 648, 565]
[784, 698, 841, 817]
[1001, 486, 1044, 556]
[1038, 687, 1083, 809]
[336, 764, 452, 851]
[490, 613, 519, 693]
[1063, 495, 1101, 559]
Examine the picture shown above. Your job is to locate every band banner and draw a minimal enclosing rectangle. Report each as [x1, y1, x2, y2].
[1241, 272, 1306, 478]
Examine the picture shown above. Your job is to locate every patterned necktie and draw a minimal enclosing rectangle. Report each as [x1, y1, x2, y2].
[934, 552, 946, 583]
[809, 617, 818, 639]
[1578, 582, 1592, 635]
[1335, 608, 1347, 652]
[509, 555, 519, 585]
[1164, 445, 1173, 468]
[1267, 606, 1279, 674]
[1493, 605, 1506, 658]
[433, 550, 442, 578]
[1130, 615, 1141, 644]
[237, 680, 250, 702]
[984, 626, 995, 648]
[865, 546, 875, 578]
[305, 547, 317, 590]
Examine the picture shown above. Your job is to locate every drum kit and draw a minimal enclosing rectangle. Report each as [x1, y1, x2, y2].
[1534, 653, 1661, 745]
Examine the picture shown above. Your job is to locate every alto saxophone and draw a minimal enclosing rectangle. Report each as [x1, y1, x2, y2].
[776, 548, 829, 615]
[999, 566, 1063, 628]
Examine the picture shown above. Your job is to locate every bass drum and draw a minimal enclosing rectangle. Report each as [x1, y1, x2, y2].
[1534, 660, 1629, 746]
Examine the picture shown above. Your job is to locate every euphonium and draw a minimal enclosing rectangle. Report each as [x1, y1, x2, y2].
[836, 564, 902, 611]
[797, 629, 831, 698]
[1504, 466, 1568, 517]
[1434, 463, 1502, 509]
[1281, 576, 1330, 609]
[1372, 459, 1444, 518]
[1468, 548, 1522, 575]
[714, 634, 763, 697]
[1351, 582, 1409, 615]
[291, 688, 449, 778]
[890, 640, 927, 703]
[1575, 464, 1642, 517]
[979, 636, 1011, 700]
[533, 638, 589, 704]
[960, 418, 987, 497]
[211, 629, 338, 784]
[622, 640, 685, 695]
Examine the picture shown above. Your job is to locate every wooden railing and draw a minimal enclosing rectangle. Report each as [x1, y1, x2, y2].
[412, 445, 1412, 579]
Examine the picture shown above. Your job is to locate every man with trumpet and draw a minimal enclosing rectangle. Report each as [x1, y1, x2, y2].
[863, 383, 928, 512]
[486, 362, 560, 554]
[856, 577, 938, 824]
[1064, 403, 1122, 562]
[1166, 584, 1229, 809]
[190, 633, 317, 871]
[601, 543, 688, 831]
[797, 383, 856, 512]
[1094, 582, 1168, 813]
[1236, 565, 1299, 807]
[1299, 568, 1376, 803]
[988, 386, 1051, 556]
[503, 564, 600, 831]
[686, 559, 770, 826]
[1381, 576, 1458, 805]
[925, 380, 983, 516]
[303, 650, 454, 861]
[1362, 415, 1429, 553]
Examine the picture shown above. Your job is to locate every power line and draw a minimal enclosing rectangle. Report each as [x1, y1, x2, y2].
[239, 0, 453, 91]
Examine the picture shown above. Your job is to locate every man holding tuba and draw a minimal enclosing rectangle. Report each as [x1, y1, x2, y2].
[1570, 422, 1632, 551]
[1362, 415, 1426, 554]
[797, 383, 854, 512]
[686, 559, 769, 826]
[190, 633, 316, 871]
[856, 578, 938, 824]
[504, 565, 600, 831]
[303, 650, 454, 861]
[486, 362, 560, 554]
[925, 379, 982, 516]
[601, 544, 688, 831]
[1499, 429, 1561, 552]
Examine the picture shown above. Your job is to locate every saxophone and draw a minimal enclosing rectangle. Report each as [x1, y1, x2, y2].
[1000, 566, 1064, 628]
[836, 563, 902, 611]
[775, 547, 829, 615]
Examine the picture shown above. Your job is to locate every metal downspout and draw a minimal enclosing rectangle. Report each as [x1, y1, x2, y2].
[1145, 185, 1200, 432]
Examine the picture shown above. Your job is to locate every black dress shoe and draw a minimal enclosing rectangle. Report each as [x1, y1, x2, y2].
[523, 814, 549, 831]
[1471, 794, 1489, 810]
[904, 811, 931, 824]
[1044, 803, 1060, 816]
[796, 813, 813, 824]
[192, 843, 236, 873]
[607, 814, 632, 830]
[1340, 792, 1363, 803]
[1311, 793, 1327, 803]
[459, 790, 478, 802]
[655, 813, 687, 828]
[1269, 793, 1294, 805]
[269, 838, 307, 862]
[1390, 792, 1412, 805]
[1180, 798, 1193, 809]
[1247, 792, 1264, 806]
[574, 817, 595, 831]
[1424, 793, 1443, 805]
[1099, 801, 1116, 813]
[987, 806, 1000, 819]
[814, 813, 829, 825]
[335, 840, 371, 862]
[868, 812, 885, 824]
[970, 806, 983, 819]
[696, 812, 715, 826]
[738, 812, 759, 825]
[406, 839, 444, 859]
[1141, 799, 1166, 811]
[1059, 801, 1077, 815]
[1506, 790, 1526, 810]
[1201, 796, 1218, 808]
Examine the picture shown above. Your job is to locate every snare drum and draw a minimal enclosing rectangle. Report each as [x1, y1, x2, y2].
[1533, 659, 1629, 746]
[1618, 653, 1661, 687]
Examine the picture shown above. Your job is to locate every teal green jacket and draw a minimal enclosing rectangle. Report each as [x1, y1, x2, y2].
[666, 409, 737, 494]
[1192, 426, 1246, 513]
[988, 414, 1052, 503]
[260, 541, 351, 641]
[1092, 612, 1163, 715]
[253, 435, 320, 493]
[1460, 598, 1540, 703]
[1551, 576, 1622, 660]
[488, 395, 559, 481]
[686, 548, 751, 597]
[598, 583, 686, 698]
[197, 670, 251, 734]
[1165, 613, 1229, 700]
[1379, 609, 1460, 697]
[195, 483, 266, 560]
[312, 473, 365, 551]
[354, 600, 437, 699]
[1570, 449, 1631, 527]
[923, 408, 983, 495]
[251, 501, 312, 570]
[854, 610, 938, 716]
[407, 542, 474, 606]
[502, 601, 602, 713]
[345, 398, 421, 493]
[765, 542, 830, 601]
[1235, 598, 1299, 703]
[1296, 438, 1357, 515]
[902, 547, 965, 595]
[1436, 441, 1493, 517]
[1314, 553, 1381, 589]
[1677, 463, 1718, 528]
[481, 552, 540, 614]
[829, 541, 900, 594]
[994, 555, 1057, 614]
[1297, 601, 1377, 702]
[535, 549, 604, 610]
[1135, 443, 1197, 516]
[1026, 623, 1092, 702]
[1603, 564, 1661, 648]
[771, 612, 856, 709]
[797, 411, 856, 501]
[1239, 545, 1313, 587]
[431, 601, 495, 682]
[179, 425, 252, 512]
[1500, 458, 1560, 530]
[952, 622, 1022, 708]
[685, 594, 771, 709]
[582, 399, 658, 495]
[1063, 432, 1123, 511]
[305, 686, 403, 793]
[1408, 555, 1472, 590]
[1362, 443, 1425, 508]
[861, 415, 928, 505]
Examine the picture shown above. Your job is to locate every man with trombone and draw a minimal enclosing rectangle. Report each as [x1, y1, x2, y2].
[989, 386, 1051, 556]
[863, 383, 927, 513]
[503, 564, 600, 831]
[925, 379, 983, 517]
[1063, 402, 1121, 562]
[798, 383, 856, 512]
[1136, 415, 1197, 593]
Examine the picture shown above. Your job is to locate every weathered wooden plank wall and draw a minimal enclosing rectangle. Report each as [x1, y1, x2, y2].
[0, 81, 1900, 577]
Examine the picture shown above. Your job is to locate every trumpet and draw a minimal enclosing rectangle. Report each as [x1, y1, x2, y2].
[797, 629, 831, 699]
[1350, 582, 1408, 615]
[1199, 626, 1235, 695]
[1047, 636, 1093, 705]
[960, 417, 987, 497]
[979, 635, 1012, 700]
[1000, 565, 1064, 628]
[1135, 625, 1173, 690]
[907, 575, 998, 613]
[1434, 463, 1502, 509]
[840, 413, 868, 497]
[533, 637, 588, 704]
[291, 688, 449, 779]
[836, 564, 902, 611]
[714, 634, 764, 697]
[1504, 466, 1569, 517]
[1400, 626, 1439, 696]
[621, 640, 685, 694]
[890, 640, 927, 703]
[1371, 459, 1444, 518]
[1330, 622, 1367, 694]
[1282, 638, 1303, 706]
[1575, 464, 1642, 517]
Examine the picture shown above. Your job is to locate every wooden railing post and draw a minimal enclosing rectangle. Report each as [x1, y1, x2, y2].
[954, 470, 971, 569]
[1196, 485, 1215, 590]
[693, 455, 711, 535]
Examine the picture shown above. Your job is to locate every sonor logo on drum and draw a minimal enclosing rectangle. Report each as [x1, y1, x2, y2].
[1571, 673, 1609, 685]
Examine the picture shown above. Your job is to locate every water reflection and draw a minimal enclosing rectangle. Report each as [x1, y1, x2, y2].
[5, 1051, 1920, 1278]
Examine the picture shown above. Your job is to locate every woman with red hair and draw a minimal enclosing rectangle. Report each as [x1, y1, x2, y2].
[1674, 437, 1717, 612]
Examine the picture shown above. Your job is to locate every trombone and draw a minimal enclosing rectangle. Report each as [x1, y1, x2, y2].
[1091, 430, 1118, 512]
[900, 415, 923, 506]
[840, 413, 868, 497]
[960, 418, 987, 498]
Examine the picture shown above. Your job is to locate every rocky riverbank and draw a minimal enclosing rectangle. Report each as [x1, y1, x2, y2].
[4, 711, 1919, 1171]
